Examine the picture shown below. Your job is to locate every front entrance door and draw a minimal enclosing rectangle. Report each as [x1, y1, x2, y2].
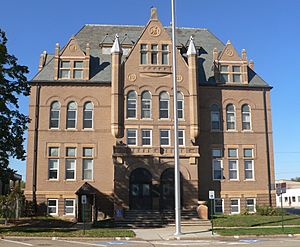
[78, 195, 92, 222]
[129, 168, 152, 210]
[160, 168, 182, 210]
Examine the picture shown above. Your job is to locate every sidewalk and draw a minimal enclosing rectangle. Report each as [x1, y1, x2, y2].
[133, 225, 214, 240]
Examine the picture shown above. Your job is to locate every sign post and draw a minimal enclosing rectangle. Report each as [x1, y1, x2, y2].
[209, 191, 215, 235]
[81, 195, 87, 235]
[276, 183, 286, 232]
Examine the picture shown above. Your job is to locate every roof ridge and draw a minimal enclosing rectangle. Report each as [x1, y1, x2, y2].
[84, 24, 207, 30]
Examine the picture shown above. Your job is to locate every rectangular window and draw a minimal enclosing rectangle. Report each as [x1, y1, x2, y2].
[292, 196, 296, 202]
[212, 148, 222, 158]
[83, 147, 93, 180]
[59, 61, 71, 79]
[220, 65, 229, 83]
[141, 129, 152, 146]
[244, 148, 253, 158]
[151, 44, 158, 64]
[140, 44, 147, 64]
[298, 196, 300, 202]
[65, 159, 76, 180]
[47, 199, 58, 215]
[230, 198, 240, 214]
[228, 148, 238, 158]
[211, 111, 220, 130]
[213, 159, 223, 180]
[233, 74, 241, 82]
[64, 199, 75, 215]
[66, 147, 76, 157]
[162, 44, 169, 64]
[127, 129, 137, 146]
[48, 147, 59, 180]
[160, 129, 170, 146]
[229, 160, 238, 180]
[178, 129, 185, 146]
[214, 198, 224, 214]
[246, 198, 256, 213]
[232, 66, 241, 72]
[244, 160, 254, 180]
[73, 61, 83, 79]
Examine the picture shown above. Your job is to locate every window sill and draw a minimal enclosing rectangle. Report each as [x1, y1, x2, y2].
[82, 128, 94, 131]
[226, 130, 238, 133]
[64, 179, 76, 182]
[158, 118, 170, 121]
[244, 179, 256, 182]
[49, 128, 60, 131]
[65, 129, 79, 131]
[47, 179, 59, 182]
[242, 130, 253, 132]
[211, 129, 222, 133]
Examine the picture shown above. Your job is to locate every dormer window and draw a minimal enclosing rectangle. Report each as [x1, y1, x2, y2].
[59, 60, 84, 80]
[219, 65, 242, 83]
[140, 43, 170, 65]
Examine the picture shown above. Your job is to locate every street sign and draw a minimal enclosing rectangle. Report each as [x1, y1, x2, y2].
[81, 195, 87, 204]
[209, 190, 215, 200]
[276, 182, 287, 194]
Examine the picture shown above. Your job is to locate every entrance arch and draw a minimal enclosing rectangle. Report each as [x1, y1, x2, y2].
[160, 168, 183, 210]
[129, 168, 152, 210]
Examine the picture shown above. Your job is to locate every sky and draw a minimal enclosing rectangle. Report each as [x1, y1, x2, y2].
[1, 0, 300, 180]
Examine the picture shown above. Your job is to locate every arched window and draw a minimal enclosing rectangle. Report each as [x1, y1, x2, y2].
[49, 101, 60, 129]
[159, 91, 169, 119]
[127, 91, 137, 118]
[242, 104, 251, 130]
[83, 102, 94, 129]
[211, 104, 220, 130]
[141, 91, 151, 119]
[226, 104, 236, 130]
[177, 92, 184, 119]
[66, 101, 77, 129]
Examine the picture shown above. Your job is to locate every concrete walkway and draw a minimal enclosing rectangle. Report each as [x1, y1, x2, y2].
[133, 225, 214, 240]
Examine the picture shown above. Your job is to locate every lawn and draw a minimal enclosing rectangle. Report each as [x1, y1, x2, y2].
[215, 227, 300, 236]
[0, 227, 135, 237]
[213, 215, 300, 227]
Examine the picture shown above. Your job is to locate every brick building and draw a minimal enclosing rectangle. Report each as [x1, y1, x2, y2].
[25, 8, 275, 221]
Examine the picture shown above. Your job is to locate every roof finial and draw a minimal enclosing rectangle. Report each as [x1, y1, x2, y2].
[150, 7, 158, 20]
[111, 34, 122, 54]
[187, 36, 197, 56]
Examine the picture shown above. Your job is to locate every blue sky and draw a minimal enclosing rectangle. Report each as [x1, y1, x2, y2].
[1, 0, 300, 180]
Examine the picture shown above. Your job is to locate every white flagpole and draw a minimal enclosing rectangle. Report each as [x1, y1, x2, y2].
[171, 0, 181, 236]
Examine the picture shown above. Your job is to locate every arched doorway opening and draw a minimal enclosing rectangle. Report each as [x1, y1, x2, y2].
[160, 168, 183, 210]
[129, 168, 152, 210]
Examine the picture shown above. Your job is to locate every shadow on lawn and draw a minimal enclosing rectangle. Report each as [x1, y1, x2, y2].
[252, 215, 300, 227]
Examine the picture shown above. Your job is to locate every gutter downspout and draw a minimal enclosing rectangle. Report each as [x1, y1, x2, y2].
[263, 88, 272, 207]
[32, 84, 41, 214]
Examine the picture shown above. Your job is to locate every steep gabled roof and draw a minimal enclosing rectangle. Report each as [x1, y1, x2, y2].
[32, 24, 270, 88]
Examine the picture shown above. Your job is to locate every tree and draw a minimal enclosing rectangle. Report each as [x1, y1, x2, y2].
[291, 177, 300, 182]
[0, 29, 30, 184]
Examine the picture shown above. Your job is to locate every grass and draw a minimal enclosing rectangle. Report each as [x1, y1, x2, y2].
[215, 227, 300, 236]
[0, 227, 135, 237]
[213, 214, 300, 227]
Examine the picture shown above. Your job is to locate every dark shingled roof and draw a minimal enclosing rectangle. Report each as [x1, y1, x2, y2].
[32, 24, 270, 88]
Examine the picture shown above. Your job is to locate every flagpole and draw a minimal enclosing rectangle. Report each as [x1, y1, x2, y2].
[171, 0, 181, 236]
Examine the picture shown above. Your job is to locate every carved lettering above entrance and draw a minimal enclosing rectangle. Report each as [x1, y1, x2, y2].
[149, 25, 161, 36]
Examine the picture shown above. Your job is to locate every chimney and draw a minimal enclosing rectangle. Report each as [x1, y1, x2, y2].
[38, 51, 47, 71]
[249, 60, 254, 70]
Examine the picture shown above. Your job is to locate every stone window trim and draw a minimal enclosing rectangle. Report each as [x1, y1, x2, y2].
[66, 101, 78, 129]
[141, 91, 152, 119]
[58, 60, 86, 80]
[47, 199, 58, 216]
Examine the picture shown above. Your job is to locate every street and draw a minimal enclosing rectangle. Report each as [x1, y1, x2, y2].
[1, 237, 300, 247]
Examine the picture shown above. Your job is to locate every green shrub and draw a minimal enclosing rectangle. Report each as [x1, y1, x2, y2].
[256, 205, 285, 216]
